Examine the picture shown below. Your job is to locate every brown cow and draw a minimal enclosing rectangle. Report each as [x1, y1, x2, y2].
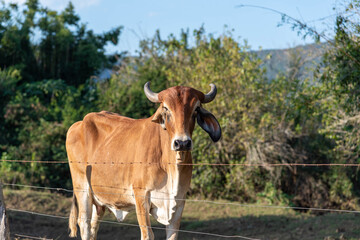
[66, 82, 221, 240]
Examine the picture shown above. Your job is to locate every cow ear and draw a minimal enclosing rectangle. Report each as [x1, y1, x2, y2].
[196, 107, 221, 142]
[152, 107, 166, 130]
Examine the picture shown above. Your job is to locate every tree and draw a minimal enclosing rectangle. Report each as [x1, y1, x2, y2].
[0, 0, 122, 86]
[0, 0, 122, 188]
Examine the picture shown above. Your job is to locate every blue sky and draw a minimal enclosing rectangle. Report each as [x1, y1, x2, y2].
[6, 0, 339, 54]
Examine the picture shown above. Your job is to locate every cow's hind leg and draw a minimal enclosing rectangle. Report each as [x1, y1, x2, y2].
[90, 204, 105, 240]
[134, 189, 154, 240]
[76, 189, 92, 240]
[69, 194, 79, 237]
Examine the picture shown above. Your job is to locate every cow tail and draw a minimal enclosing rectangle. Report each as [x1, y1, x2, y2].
[69, 194, 78, 237]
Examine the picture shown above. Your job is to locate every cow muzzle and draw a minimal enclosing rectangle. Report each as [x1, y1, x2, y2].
[172, 136, 193, 151]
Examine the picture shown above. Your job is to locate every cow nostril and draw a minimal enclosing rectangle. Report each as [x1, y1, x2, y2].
[173, 139, 192, 151]
[185, 140, 192, 149]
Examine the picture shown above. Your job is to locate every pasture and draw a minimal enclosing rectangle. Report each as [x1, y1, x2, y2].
[4, 189, 360, 240]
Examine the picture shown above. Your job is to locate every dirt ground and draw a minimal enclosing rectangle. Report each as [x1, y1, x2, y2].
[4, 189, 360, 240]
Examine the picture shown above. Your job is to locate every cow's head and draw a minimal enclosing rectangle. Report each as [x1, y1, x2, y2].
[144, 82, 221, 151]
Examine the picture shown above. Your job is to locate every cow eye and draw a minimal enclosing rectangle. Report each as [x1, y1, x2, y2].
[193, 107, 199, 118]
[163, 107, 171, 117]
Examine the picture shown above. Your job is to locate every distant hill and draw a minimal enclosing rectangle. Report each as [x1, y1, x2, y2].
[99, 43, 328, 81]
[255, 43, 328, 81]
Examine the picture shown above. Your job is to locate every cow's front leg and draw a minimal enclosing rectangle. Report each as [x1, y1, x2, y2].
[134, 189, 154, 240]
[166, 200, 185, 240]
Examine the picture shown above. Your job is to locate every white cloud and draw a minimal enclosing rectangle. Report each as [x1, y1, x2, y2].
[4, 0, 100, 10]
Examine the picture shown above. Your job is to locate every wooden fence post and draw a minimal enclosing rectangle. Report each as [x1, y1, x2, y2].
[0, 182, 10, 240]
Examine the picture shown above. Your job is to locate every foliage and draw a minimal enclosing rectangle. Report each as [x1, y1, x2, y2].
[1, 78, 95, 188]
[97, 51, 167, 119]
[315, 1, 360, 210]
[0, 68, 21, 145]
[0, 0, 121, 86]
[0, 0, 114, 188]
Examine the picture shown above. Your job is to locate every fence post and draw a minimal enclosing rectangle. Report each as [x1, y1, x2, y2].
[0, 182, 10, 240]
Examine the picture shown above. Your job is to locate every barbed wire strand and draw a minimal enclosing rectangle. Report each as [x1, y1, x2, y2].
[4, 183, 360, 214]
[0, 160, 67, 164]
[13, 233, 53, 240]
[1, 159, 360, 167]
[7, 208, 259, 240]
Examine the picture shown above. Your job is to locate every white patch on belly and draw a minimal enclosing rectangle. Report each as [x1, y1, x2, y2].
[92, 194, 129, 222]
[108, 206, 129, 222]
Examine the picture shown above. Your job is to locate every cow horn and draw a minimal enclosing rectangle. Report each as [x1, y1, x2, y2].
[203, 83, 217, 103]
[144, 82, 160, 103]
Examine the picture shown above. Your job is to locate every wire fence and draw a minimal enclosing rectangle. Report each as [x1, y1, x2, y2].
[2, 159, 360, 167]
[8, 208, 259, 240]
[3, 158, 360, 239]
[13, 233, 53, 240]
[4, 183, 360, 214]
